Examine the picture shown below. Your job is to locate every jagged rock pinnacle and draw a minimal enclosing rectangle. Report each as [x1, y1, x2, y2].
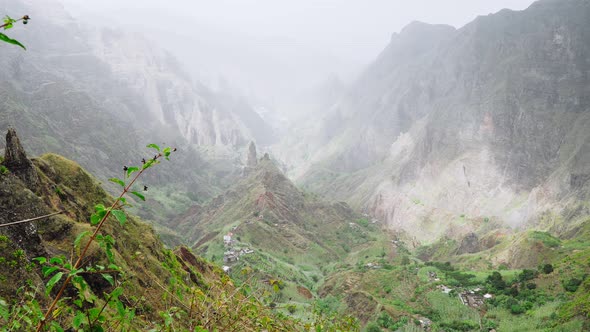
[2, 128, 39, 189]
[247, 141, 257, 167]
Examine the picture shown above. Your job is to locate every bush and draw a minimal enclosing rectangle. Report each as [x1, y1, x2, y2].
[365, 321, 381, 332]
[487, 271, 507, 290]
[542, 264, 554, 274]
[439, 321, 479, 331]
[510, 304, 526, 315]
[286, 304, 297, 314]
[564, 278, 583, 292]
[518, 269, 538, 282]
[377, 311, 394, 328]
[356, 218, 369, 227]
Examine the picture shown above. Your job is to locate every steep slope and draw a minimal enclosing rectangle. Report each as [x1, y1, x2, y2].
[0, 129, 298, 331]
[172, 145, 392, 313]
[289, 0, 590, 244]
[0, 0, 275, 225]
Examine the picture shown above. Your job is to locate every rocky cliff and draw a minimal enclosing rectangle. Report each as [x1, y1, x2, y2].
[288, 0, 590, 243]
[0, 0, 277, 223]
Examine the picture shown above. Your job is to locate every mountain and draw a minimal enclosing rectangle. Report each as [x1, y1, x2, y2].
[285, 0, 590, 245]
[171, 144, 392, 315]
[0, 0, 275, 225]
[0, 129, 297, 330]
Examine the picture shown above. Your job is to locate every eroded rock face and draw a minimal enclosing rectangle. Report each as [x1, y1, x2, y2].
[247, 141, 257, 168]
[2, 128, 39, 190]
[0, 170, 46, 259]
[457, 233, 480, 254]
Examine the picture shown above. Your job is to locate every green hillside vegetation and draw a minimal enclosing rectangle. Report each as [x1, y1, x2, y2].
[0, 132, 355, 331]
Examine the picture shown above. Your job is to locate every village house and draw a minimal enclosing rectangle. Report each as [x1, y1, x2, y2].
[223, 232, 235, 246]
[223, 250, 240, 263]
[240, 248, 254, 255]
[459, 291, 485, 308]
[437, 285, 453, 294]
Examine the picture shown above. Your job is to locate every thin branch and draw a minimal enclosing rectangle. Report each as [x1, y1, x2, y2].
[0, 211, 64, 228]
[0, 15, 29, 29]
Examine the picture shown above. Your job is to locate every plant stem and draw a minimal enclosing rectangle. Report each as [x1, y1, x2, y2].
[0, 15, 29, 29]
[36, 153, 162, 331]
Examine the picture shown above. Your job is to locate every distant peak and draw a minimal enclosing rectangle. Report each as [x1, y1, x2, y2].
[398, 21, 456, 37]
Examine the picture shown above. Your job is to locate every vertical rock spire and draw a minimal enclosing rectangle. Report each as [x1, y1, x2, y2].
[2, 128, 39, 189]
[247, 141, 257, 168]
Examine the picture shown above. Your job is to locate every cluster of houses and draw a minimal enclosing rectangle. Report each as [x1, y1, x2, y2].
[458, 288, 493, 308]
[428, 271, 494, 309]
[222, 231, 254, 273]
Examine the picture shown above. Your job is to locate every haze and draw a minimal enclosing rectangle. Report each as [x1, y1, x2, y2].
[62, 0, 536, 113]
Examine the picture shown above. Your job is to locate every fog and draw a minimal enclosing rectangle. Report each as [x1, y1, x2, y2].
[61, 0, 536, 113]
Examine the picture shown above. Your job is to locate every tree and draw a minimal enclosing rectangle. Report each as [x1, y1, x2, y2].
[487, 271, 507, 290]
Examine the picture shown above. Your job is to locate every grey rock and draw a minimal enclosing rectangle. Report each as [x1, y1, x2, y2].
[247, 141, 258, 167]
[2, 128, 39, 190]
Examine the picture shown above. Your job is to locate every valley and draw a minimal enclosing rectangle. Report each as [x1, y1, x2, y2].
[0, 0, 589, 331]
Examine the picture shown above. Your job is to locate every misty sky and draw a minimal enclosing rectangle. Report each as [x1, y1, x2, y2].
[62, 0, 537, 109]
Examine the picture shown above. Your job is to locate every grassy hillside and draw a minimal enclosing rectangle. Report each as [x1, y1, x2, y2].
[0, 136, 307, 331]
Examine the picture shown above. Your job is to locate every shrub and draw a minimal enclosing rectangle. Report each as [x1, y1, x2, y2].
[542, 264, 554, 274]
[510, 304, 526, 315]
[518, 269, 538, 282]
[365, 321, 381, 332]
[286, 304, 297, 314]
[356, 218, 369, 227]
[564, 278, 583, 292]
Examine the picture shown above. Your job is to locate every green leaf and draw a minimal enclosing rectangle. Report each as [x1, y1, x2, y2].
[101, 273, 114, 286]
[69, 268, 84, 277]
[3, 16, 14, 30]
[109, 177, 125, 187]
[90, 213, 101, 225]
[74, 231, 91, 249]
[0, 33, 25, 50]
[95, 204, 106, 212]
[115, 300, 125, 316]
[72, 275, 87, 292]
[146, 143, 160, 152]
[49, 256, 64, 266]
[111, 209, 127, 226]
[45, 272, 64, 295]
[110, 287, 124, 299]
[33, 257, 47, 265]
[42, 266, 59, 278]
[108, 263, 121, 271]
[90, 209, 107, 225]
[72, 312, 85, 329]
[126, 166, 139, 178]
[118, 197, 127, 204]
[130, 191, 145, 201]
[163, 147, 171, 156]
[49, 322, 65, 332]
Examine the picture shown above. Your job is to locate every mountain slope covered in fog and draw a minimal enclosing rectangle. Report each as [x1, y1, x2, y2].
[283, 0, 590, 244]
[0, 0, 276, 224]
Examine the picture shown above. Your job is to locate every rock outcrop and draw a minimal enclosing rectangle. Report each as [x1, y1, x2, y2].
[247, 141, 258, 167]
[0, 129, 45, 259]
[2, 128, 39, 189]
